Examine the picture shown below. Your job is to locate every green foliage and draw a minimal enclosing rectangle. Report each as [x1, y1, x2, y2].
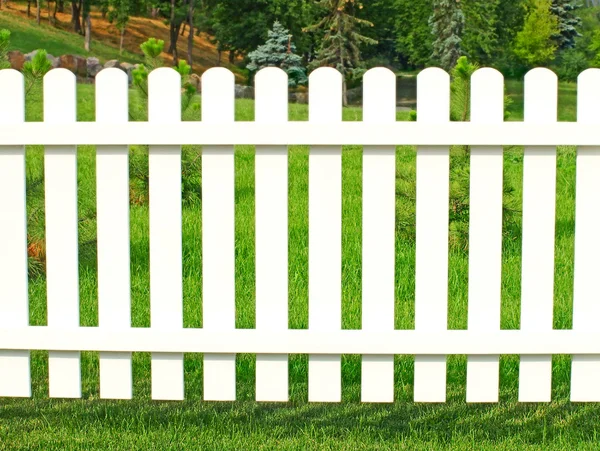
[394, 0, 433, 68]
[22, 50, 52, 97]
[556, 48, 589, 80]
[588, 29, 600, 65]
[0, 29, 10, 70]
[461, 0, 499, 66]
[450, 56, 478, 122]
[429, 0, 465, 71]
[513, 0, 559, 67]
[247, 21, 307, 87]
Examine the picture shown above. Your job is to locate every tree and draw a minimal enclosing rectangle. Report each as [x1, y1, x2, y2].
[394, 0, 434, 68]
[304, 0, 377, 106]
[247, 21, 308, 87]
[513, 0, 559, 67]
[107, 0, 145, 55]
[83, 0, 91, 51]
[550, 0, 582, 50]
[0, 29, 11, 69]
[461, 0, 499, 66]
[494, 0, 528, 71]
[429, 0, 465, 71]
[71, 0, 83, 34]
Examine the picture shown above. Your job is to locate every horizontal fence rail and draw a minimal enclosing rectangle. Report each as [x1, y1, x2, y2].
[1, 65, 600, 403]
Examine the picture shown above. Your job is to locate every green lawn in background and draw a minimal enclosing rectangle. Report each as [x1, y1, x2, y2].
[1, 79, 597, 450]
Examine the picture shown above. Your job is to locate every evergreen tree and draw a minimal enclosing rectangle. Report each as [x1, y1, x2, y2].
[429, 0, 465, 71]
[394, 0, 434, 68]
[513, 0, 559, 67]
[247, 21, 308, 87]
[461, 0, 499, 66]
[304, 0, 377, 106]
[550, 0, 583, 50]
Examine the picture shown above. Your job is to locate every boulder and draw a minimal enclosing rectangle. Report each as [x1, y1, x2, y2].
[59, 54, 87, 77]
[294, 92, 308, 104]
[88, 64, 104, 78]
[234, 84, 254, 99]
[120, 62, 134, 84]
[7, 50, 25, 71]
[47, 54, 60, 68]
[189, 73, 201, 92]
[86, 57, 100, 76]
[104, 59, 121, 69]
[346, 86, 362, 105]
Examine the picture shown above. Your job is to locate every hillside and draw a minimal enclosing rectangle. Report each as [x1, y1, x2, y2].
[0, 2, 245, 81]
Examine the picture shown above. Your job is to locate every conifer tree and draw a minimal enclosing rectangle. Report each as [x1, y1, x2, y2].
[513, 0, 559, 67]
[304, 0, 377, 106]
[247, 21, 308, 87]
[550, 0, 582, 50]
[429, 0, 465, 71]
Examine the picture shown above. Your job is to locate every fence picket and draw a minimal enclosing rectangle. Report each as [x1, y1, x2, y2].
[148, 68, 184, 400]
[571, 68, 600, 402]
[414, 67, 450, 403]
[361, 67, 396, 403]
[44, 69, 81, 398]
[0, 70, 30, 397]
[308, 68, 342, 402]
[519, 68, 557, 402]
[255, 68, 289, 402]
[465, 68, 504, 403]
[202, 68, 236, 401]
[95, 69, 132, 399]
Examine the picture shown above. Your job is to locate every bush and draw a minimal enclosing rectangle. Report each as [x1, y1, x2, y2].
[556, 49, 590, 81]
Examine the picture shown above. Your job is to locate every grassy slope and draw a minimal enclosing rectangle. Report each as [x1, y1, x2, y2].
[0, 2, 244, 79]
[0, 81, 596, 450]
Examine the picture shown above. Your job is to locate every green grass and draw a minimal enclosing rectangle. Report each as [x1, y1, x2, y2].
[1, 79, 596, 450]
[0, 12, 142, 64]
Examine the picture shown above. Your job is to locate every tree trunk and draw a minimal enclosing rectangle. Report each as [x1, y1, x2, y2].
[151, 7, 159, 18]
[71, 0, 82, 34]
[229, 50, 235, 64]
[52, 0, 58, 24]
[36, 0, 41, 25]
[169, 0, 178, 65]
[187, 0, 194, 68]
[48, 0, 53, 25]
[57, 0, 63, 12]
[27, 0, 32, 17]
[119, 27, 125, 55]
[181, 23, 186, 36]
[84, 12, 91, 51]
[342, 78, 348, 107]
[216, 47, 221, 66]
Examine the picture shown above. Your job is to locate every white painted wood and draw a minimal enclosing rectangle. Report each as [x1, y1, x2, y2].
[95, 69, 132, 400]
[0, 69, 30, 397]
[43, 69, 81, 398]
[254, 68, 289, 402]
[466, 68, 504, 403]
[571, 68, 600, 402]
[4, 121, 600, 147]
[414, 67, 450, 403]
[201, 68, 236, 401]
[519, 68, 557, 403]
[5, 328, 600, 355]
[148, 68, 184, 400]
[361, 68, 396, 403]
[308, 67, 342, 402]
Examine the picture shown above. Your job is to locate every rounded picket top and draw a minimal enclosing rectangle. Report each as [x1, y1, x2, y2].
[363, 67, 396, 123]
[43, 68, 76, 123]
[0, 69, 24, 123]
[201, 67, 235, 123]
[255, 67, 288, 123]
[471, 68, 504, 123]
[417, 67, 450, 123]
[148, 67, 181, 123]
[524, 68, 557, 123]
[309, 67, 342, 123]
[577, 68, 600, 124]
[95, 68, 129, 123]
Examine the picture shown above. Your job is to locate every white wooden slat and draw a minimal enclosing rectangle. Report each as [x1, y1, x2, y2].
[308, 68, 342, 403]
[519, 68, 557, 403]
[202, 68, 236, 401]
[414, 67, 450, 403]
[148, 68, 184, 400]
[571, 68, 600, 402]
[43, 69, 81, 398]
[361, 67, 396, 403]
[95, 68, 132, 400]
[465, 68, 504, 403]
[0, 69, 30, 397]
[254, 68, 289, 402]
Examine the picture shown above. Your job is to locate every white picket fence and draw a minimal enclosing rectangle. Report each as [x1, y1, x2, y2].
[0, 65, 600, 404]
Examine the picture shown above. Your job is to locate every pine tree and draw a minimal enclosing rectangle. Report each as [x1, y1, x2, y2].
[429, 0, 465, 71]
[461, 0, 499, 66]
[247, 21, 308, 87]
[550, 0, 582, 50]
[513, 0, 559, 67]
[304, 0, 377, 106]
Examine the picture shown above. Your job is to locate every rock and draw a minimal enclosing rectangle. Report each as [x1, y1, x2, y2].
[189, 73, 201, 92]
[24, 50, 39, 61]
[47, 54, 60, 68]
[234, 84, 254, 99]
[7, 50, 25, 70]
[119, 62, 135, 84]
[88, 64, 104, 78]
[59, 54, 87, 77]
[346, 86, 362, 105]
[86, 57, 100, 76]
[294, 92, 308, 104]
[104, 59, 121, 69]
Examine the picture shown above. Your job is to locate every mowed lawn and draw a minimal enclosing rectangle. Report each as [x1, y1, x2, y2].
[1, 78, 598, 450]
